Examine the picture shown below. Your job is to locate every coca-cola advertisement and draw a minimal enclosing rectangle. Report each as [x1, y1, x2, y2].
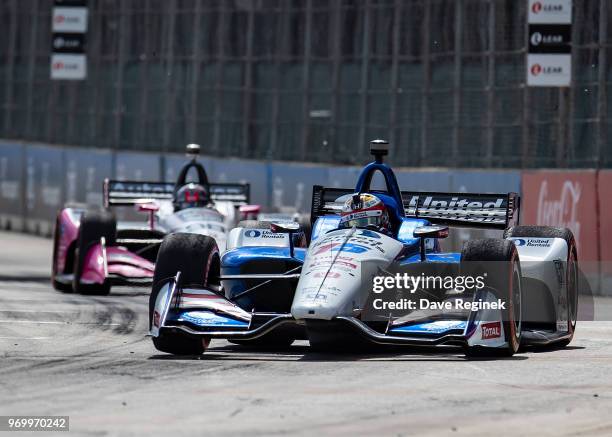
[521, 171, 598, 262]
[599, 171, 612, 275]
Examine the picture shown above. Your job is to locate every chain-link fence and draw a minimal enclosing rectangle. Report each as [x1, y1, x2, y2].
[0, 0, 611, 168]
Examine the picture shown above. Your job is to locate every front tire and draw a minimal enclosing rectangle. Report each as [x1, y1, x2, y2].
[51, 216, 72, 292]
[462, 239, 522, 357]
[149, 233, 220, 355]
[505, 226, 578, 346]
[72, 210, 116, 295]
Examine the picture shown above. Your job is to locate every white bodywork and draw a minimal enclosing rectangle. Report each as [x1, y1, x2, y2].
[291, 227, 404, 320]
[152, 200, 240, 251]
[507, 236, 569, 332]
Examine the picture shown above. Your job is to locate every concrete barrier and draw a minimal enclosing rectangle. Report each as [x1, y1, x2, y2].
[0, 140, 608, 294]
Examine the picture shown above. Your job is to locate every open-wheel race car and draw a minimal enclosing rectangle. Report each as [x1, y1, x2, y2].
[149, 140, 578, 357]
[51, 144, 258, 295]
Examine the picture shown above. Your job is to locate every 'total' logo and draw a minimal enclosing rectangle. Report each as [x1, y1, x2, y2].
[532, 2, 542, 13]
[481, 321, 502, 340]
[531, 63, 543, 76]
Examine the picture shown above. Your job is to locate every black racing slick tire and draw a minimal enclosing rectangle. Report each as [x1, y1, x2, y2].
[51, 216, 73, 292]
[149, 233, 220, 355]
[505, 226, 578, 346]
[72, 210, 116, 295]
[461, 239, 522, 357]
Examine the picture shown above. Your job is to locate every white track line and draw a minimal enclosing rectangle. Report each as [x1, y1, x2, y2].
[0, 336, 50, 340]
[0, 310, 76, 314]
[0, 320, 121, 326]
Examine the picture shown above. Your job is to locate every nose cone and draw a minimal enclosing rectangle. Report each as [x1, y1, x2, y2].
[291, 299, 339, 320]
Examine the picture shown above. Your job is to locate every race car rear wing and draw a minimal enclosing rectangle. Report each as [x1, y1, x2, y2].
[103, 179, 250, 207]
[310, 185, 520, 230]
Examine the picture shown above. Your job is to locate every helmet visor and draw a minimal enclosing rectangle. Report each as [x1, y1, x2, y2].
[340, 209, 383, 229]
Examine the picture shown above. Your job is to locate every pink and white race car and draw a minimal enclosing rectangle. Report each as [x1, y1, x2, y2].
[51, 144, 260, 295]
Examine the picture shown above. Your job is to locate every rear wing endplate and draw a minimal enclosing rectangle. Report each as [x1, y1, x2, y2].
[311, 185, 520, 230]
[104, 179, 250, 207]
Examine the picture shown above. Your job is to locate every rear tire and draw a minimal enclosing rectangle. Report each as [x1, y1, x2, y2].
[149, 233, 220, 355]
[505, 226, 578, 346]
[461, 239, 522, 357]
[72, 210, 116, 295]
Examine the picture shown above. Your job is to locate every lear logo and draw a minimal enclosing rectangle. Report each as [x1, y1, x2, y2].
[244, 230, 261, 238]
[532, 2, 564, 13]
[531, 64, 542, 75]
[481, 321, 501, 340]
[531, 32, 543, 46]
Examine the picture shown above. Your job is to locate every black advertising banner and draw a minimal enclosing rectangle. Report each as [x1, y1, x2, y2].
[528, 24, 572, 54]
[51, 33, 85, 53]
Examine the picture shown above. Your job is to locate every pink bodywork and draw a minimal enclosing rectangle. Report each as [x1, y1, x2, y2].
[239, 204, 262, 221]
[81, 244, 155, 285]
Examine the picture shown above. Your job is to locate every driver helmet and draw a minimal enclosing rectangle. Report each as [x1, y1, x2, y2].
[339, 193, 390, 233]
[174, 183, 210, 210]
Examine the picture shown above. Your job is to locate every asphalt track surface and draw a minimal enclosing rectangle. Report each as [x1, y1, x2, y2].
[1, 231, 612, 436]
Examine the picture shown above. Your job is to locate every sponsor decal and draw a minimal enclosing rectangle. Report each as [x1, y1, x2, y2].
[180, 311, 248, 327]
[313, 242, 369, 255]
[406, 195, 506, 223]
[392, 320, 467, 335]
[50, 54, 87, 80]
[529, 24, 571, 54]
[528, 0, 572, 24]
[313, 271, 341, 279]
[481, 321, 502, 340]
[304, 293, 327, 301]
[512, 238, 552, 248]
[527, 54, 571, 86]
[52, 7, 88, 33]
[244, 229, 285, 239]
[52, 33, 86, 53]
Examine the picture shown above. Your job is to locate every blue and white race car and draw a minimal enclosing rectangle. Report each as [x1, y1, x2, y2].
[149, 140, 578, 357]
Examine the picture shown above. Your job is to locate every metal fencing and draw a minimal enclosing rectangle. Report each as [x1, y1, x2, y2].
[1, 0, 611, 168]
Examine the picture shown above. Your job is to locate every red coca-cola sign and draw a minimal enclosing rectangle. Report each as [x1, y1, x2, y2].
[522, 171, 598, 262]
[598, 171, 612, 271]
